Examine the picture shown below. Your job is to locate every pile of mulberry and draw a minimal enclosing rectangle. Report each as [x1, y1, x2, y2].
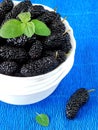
[0, 0, 72, 77]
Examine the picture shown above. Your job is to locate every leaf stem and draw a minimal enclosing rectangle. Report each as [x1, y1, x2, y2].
[36, 112, 40, 115]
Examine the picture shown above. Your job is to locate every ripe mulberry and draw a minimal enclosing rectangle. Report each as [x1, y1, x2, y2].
[49, 19, 65, 34]
[4, 0, 32, 21]
[66, 88, 94, 119]
[21, 56, 58, 76]
[43, 33, 66, 50]
[28, 5, 45, 18]
[42, 56, 58, 74]
[0, 0, 13, 25]
[0, 45, 28, 62]
[0, 61, 18, 75]
[43, 50, 66, 64]
[7, 35, 36, 47]
[29, 40, 43, 60]
[61, 32, 72, 53]
[37, 10, 60, 24]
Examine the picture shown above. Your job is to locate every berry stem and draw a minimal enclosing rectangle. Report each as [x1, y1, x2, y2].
[63, 29, 71, 35]
[53, 7, 57, 12]
[62, 17, 67, 23]
[87, 89, 95, 93]
[55, 51, 58, 59]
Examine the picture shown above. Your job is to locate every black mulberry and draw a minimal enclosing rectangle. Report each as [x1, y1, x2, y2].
[43, 33, 66, 50]
[0, 0, 13, 25]
[49, 19, 65, 34]
[4, 0, 32, 21]
[29, 40, 43, 60]
[61, 32, 72, 53]
[21, 56, 58, 76]
[7, 35, 36, 47]
[28, 5, 45, 18]
[66, 88, 94, 119]
[43, 50, 66, 64]
[56, 50, 66, 64]
[42, 56, 58, 74]
[37, 10, 60, 24]
[0, 61, 18, 75]
[0, 45, 28, 62]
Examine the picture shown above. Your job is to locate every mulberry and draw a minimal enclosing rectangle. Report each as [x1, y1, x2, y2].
[43, 33, 66, 50]
[4, 0, 32, 21]
[0, 0, 13, 25]
[7, 35, 36, 47]
[37, 10, 60, 24]
[43, 50, 66, 64]
[28, 5, 45, 18]
[56, 50, 66, 64]
[42, 56, 58, 74]
[49, 19, 65, 34]
[0, 61, 18, 75]
[0, 45, 28, 62]
[66, 88, 94, 119]
[29, 40, 43, 60]
[21, 56, 58, 76]
[61, 32, 72, 53]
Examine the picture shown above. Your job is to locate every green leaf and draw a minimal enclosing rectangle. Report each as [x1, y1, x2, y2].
[32, 19, 51, 36]
[23, 22, 35, 37]
[18, 12, 31, 23]
[35, 113, 49, 127]
[0, 19, 24, 38]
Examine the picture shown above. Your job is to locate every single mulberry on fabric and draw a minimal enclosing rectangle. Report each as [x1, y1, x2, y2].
[66, 88, 89, 119]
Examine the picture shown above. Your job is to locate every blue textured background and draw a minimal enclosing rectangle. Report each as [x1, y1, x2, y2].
[0, 0, 98, 130]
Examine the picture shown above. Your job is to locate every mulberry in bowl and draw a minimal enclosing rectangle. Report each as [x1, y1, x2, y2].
[0, 0, 76, 105]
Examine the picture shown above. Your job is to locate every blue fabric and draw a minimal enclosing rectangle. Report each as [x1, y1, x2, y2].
[0, 0, 98, 130]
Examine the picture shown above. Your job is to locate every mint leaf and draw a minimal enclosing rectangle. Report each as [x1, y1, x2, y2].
[35, 113, 49, 127]
[23, 22, 35, 37]
[32, 19, 51, 36]
[18, 12, 31, 23]
[0, 12, 51, 39]
[0, 19, 23, 38]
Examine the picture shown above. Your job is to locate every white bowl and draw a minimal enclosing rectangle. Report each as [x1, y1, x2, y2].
[0, 1, 76, 105]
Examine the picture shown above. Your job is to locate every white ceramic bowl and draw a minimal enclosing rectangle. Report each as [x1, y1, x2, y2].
[0, 1, 76, 105]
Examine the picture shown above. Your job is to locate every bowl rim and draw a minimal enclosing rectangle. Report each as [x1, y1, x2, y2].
[0, 1, 76, 80]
